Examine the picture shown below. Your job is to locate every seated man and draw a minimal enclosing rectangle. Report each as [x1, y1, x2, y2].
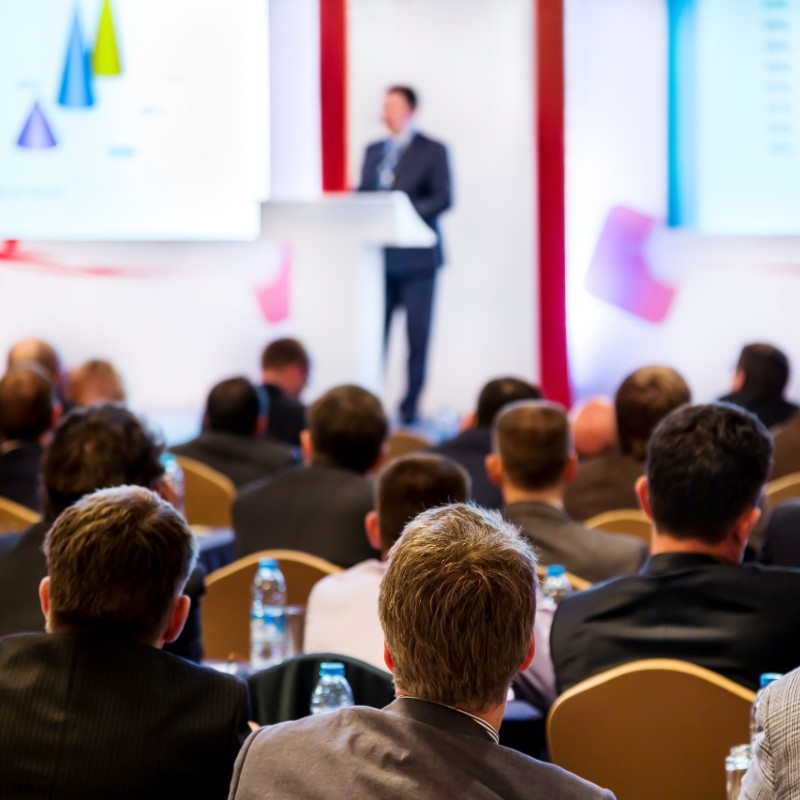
[259, 337, 310, 448]
[303, 453, 470, 668]
[171, 376, 296, 488]
[230, 505, 615, 800]
[488, 400, 646, 583]
[552, 402, 800, 693]
[234, 385, 388, 567]
[0, 486, 250, 798]
[570, 396, 616, 461]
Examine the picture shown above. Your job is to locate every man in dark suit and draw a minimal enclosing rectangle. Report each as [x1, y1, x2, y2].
[171, 376, 296, 488]
[233, 385, 388, 567]
[488, 400, 646, 583]
[0, 404, 205, 662]
[359, 86, 452, 424]
[230, 504, 614, 800]
[259, 338, 310, 448]
[429, 377, 541, 509]
[0, 485, 250, 798]
[552, 402, 800, 693]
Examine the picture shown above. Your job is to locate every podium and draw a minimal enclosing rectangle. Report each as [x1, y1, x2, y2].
[260, 192, 436, 397]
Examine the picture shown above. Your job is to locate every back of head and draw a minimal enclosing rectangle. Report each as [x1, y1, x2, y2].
[44, 485, 197, 644]
[7, 338, 60, 382]
[309, 385, 388, 473]
[737, 343, 790, 396]
[494, 400, 570, 490]
[261, 338, 310, 374]
[646, 403, 772, 544]
[204, 377, 261, 436]
[475, 377, 543, 428]
[43, 404, 164, 520]
[379, 504, 537, 712]
[0, 366, 55, 442]
[570, 396, 616, 459]
[66, 359, 126, 407]
[375, 455, 470, 552]
[615, 366, 691, 459]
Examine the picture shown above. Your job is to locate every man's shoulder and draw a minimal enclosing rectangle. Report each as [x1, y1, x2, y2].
[411, 131, 449, 153]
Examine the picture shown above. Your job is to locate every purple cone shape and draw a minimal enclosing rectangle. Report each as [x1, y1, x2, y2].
[17, 101, 58, 149]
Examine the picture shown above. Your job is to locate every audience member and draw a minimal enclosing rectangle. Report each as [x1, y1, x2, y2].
[0, 404, 206, 662]
[488, 401, 646, 582]
[229, 505, 615, 800]
[720, 343, 799, 430]
[429, 376, 542, 509]
[234, 385, 387, 567]
[0, 486, 250, 798]
[570, 396, 616, 460]
[304, 454, 470, 668]
[171, 377, 296, 488]
[7, 337, 69, 408]
[757, 500, 800, 568]
[551, 402, 800, 693]
[0, 365, 59, 511]
[260, 338, 310, 447]
[65, 358, 126, 406]
[564, 366, 691, 520]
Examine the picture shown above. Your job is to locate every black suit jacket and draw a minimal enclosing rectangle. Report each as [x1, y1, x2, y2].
[261, 383, 307, 448]
[171, 430, 297, 489]
[719, 389, 800, 431]
[0, 443, 43, 512]
[233, 463, 378, 567]
[0, 632, 250, 799]
[359, 132, 452, 276]
[551, 552, 800, 693]
[563, 453, 644, 521]
[0, 521, 206, 662]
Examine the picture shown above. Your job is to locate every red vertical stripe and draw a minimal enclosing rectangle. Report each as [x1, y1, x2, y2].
[320, 0, 348, 191]
[536, 0, 571, 405]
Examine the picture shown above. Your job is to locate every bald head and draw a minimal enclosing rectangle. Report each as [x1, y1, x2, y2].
[7, 339, 61, 383]
[0, 366, 56, 442]
[570, 396, 616, 460]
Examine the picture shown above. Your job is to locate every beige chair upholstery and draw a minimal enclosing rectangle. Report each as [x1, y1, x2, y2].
[385, 430, 432, 462]
[174, 455, 235, 528]
[547, 659, 755, 800]
[201, 549, 342, 661]
[0, 496, 41, 535]
[765, 470, 800, 507]
[536, 564, 591, 592]
[584, 508, 652, 547]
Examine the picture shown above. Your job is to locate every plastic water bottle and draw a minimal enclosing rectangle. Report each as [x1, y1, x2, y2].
[750, 672, 782, 745]
[310, 662, 354, 715]
[159, 453, 185, 514]
[250, 558, 286, 670]
[541, 564, 572, 608]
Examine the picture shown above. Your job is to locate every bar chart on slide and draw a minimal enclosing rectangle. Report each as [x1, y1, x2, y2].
[1, 0, 269, 239]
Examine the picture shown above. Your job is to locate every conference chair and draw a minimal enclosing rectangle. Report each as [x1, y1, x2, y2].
[201, 549, 342, 660]
[547, 659, 755, 800]
[765, 470, 800, 507]
[584, 508, 652, 547]
[536, 564, 591, 592]
[174, 455, 235, 528]
[385, 429, 433, 462]
[0, 496, 41, 535]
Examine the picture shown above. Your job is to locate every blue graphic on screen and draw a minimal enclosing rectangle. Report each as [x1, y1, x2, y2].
[669, 0, 800, 235]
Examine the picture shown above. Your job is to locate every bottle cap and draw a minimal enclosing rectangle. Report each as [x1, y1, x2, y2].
[259, 558, 279, 570]
[320, 662, 346, 678]
[760, 672, 783, 689]
[545, 564, 566, 577]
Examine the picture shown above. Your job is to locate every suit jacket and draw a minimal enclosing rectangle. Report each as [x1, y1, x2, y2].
[171, 429, 297, 489]
[428, 426, 502, 509]
[0, 632, 250, 799]
[719, 389, 800, 431]
[741, 666, 800, 800]
[229, 697, 615, 799]
[233, 463, 378, 567]
[770, 412, 800, 480]
[564, 453, 644, 521]
[261, 383, 307, 448]
[0, 442, 43, 512]
[551, 552, 800, 693]
[759, 500, 800, 567]
[359, 132, 452, 276]
[0, 520, 206, 662]
[505, 500, 647, 583]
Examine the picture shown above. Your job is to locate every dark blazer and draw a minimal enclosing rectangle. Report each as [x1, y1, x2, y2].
[551, 552, 800, 693]
[0, 521, 206, 662]
[0, 442, 43, 512]
[505, 500, 647, 583]
[0, 632, 250, 799]
[770, 412, 800, 480]
[233, 463, 378, 567]
[229, 697, 614, 799]
[428, 426, 502, 509]
[564, 453, 644, 521]
[171, 430, 296, 489]
[261, 383, 307, 448]
[759, 500, 800, 567]
[360, 132, 452, 276]
[719, 389, 800, 431]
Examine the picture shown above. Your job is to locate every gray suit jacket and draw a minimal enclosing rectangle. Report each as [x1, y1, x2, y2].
[742, 666, 800, 799]
[505, 500, 647, 583]
[229, 698, 615, 799]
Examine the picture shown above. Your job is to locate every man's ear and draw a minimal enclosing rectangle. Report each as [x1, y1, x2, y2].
[519, 633, 536, 672]
[635, 475, 653, 519]
[39, 576, 51, 622]
[460, 410, 478, 432]
[485, 453, 504, 487]
[365, 510, 382, 552]
[733, 505, 761, 550]
[367, 445, 388, 476]
[563, 452, 579, 484]
[161, 595, 191, 646]
[300, 430, 313, 465]
[383, 643, 395, 673]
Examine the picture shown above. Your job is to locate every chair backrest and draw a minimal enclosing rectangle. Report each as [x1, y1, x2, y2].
[202, 549, 342, 660]
[584, 508, 652, 546]
[385, 430, 432, 462]
[0, 496, 41, 535]
[765, 470, 800, 507]
[247, 652, 395, 725]
[174, 455, 236, 528]
[536, 564, 592, 592]
[547, 659, 755, 800]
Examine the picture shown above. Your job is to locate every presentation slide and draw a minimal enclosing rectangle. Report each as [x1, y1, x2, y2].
[0, 0, 269, 240]
[669, 0, 800, 235]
